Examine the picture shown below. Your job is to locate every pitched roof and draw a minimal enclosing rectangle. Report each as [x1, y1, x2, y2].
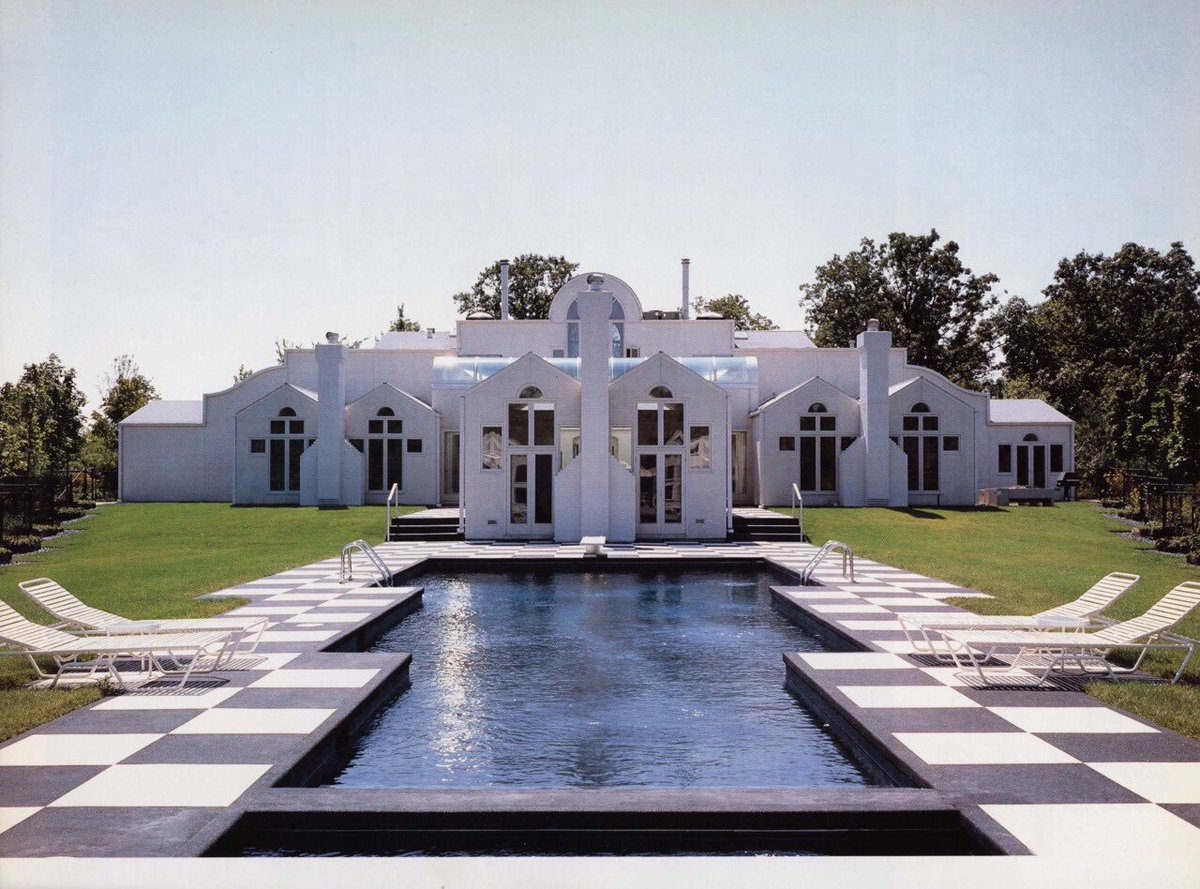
[989, 399, 1072, 424]
[120, 400, 204, 425]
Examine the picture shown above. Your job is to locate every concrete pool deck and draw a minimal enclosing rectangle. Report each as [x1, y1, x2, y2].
[1, 537, 1199, 882]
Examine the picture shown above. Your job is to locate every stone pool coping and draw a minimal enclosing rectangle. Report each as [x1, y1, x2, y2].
[1, 537, 1199, 876]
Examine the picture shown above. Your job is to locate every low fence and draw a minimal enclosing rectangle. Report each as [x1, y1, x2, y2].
[0, 469, 116, 538]
[1107, 468, 1200, 543]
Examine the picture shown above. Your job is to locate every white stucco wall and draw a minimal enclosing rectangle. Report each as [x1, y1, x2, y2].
[233, 384, 319, 505]
[344, 384, 440, 506]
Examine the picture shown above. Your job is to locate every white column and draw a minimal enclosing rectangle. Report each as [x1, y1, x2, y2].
[577, 277, 613, 539]
[857, 319, 892, 506]
[315, 337, 348, 508]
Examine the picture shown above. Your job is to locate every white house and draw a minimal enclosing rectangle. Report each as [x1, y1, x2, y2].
[119, 264, 1074, 541]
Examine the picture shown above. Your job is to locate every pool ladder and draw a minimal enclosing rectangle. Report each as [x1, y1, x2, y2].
[800, 540, 855, 584]
[340, 540, 392, 586]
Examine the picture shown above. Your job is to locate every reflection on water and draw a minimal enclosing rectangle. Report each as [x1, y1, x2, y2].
[333, 568, 870, 789]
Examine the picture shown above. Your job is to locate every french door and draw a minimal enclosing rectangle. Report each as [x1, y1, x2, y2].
[638, 452, 684, 537]
[509, 452, 554, 537]
[1016, 445, 1046, 487]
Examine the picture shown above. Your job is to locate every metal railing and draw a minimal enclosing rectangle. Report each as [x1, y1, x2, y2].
[340, 539, 391, 586]
[800, 540, 855, 584]
[385, 483, 399, 542]
[790, 483, 804, 541]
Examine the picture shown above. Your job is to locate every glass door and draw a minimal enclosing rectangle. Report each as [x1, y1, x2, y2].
[509, 452, 553, 537]
[637, 452, 684, 537]
[442, 431, 460, 505]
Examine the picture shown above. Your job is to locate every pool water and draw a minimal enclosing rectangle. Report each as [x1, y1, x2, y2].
[332, 567, 871, 789]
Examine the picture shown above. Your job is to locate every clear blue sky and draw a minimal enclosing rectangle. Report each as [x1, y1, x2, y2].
[2, 0, 1198, 407]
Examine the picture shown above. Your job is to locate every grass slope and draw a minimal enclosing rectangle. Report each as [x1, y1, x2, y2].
[0, 503, 406, 740]
[790, 502, 1200, 737]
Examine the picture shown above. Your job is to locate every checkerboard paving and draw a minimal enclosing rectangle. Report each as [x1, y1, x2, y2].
[1, 530, 1198, 859]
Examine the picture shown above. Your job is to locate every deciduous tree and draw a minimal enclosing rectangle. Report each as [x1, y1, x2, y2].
[692, 294, 778, 331]
[83, 356, 157, 471]
[386, 303, 422, 333]
[453, 255, 578, 320]
[0, 355, 86, 476]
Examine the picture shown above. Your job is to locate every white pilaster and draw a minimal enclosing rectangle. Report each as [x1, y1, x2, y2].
[577, 278, 613, 539]
[857, 320, 892, 507]
[315, 339, 347, 508]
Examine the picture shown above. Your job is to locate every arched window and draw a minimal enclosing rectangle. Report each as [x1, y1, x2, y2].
[910, 402, 930, 413]
[901, 406, 940, 493]
[519, 386, 544, 400]
[1023, 433, 1039, 442]
[650, 385, 673, 399]
[367, 408, 405, 492]
[278, 407, 296, 417]
[798, 404, 837, 492]
[807, 402, 827, 413]
[566, 296, 625, 358]
[267, 408, 305, 493]
[377, 407, 395, 417]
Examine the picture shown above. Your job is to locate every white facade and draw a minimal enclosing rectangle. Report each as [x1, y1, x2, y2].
[120, 269, 1075, 540]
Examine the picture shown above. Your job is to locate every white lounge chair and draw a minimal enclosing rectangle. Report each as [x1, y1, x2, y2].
[0, 601, 234, 689]
[18, 577, 266, 665]
[898, 572, 1140, 655]
[936, 581, 1200, 686]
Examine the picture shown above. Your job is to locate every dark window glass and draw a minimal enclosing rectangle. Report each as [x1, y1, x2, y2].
[279, 407, 296, 417]
[779, 436, 795, 452]
[1033, 446, 1046, 488]
[1016, 445, 1029, 485]
[368, 420, 383, 434]
[819, 415, 836, 431]
[922, 416, 938, 431]
[519, 386, 543, 399]
[819, 436, 837, 491]
[289, 420, 305, 434]
[387, 420, 403, 434]
[269, 440, 285, 490]
[922, 436, 939, 491]
[1050, 444, 1064, 473]
[799, 436, 816, 490]
[639, 454, 657, 522]
[840, 436, 855, 451]
[406, 438, 423, 453]
[534, 453, 553, 524]
[662, 403, 684, 446]
[807, 402, 827, 413]
[534, 407, 554, 446]
[902, 416, 919, 431]
[482, 426, 502, 470]
[368, 439, 383, 490]
[799, 416, 816, 432]
[689, 426, 711, 469]
[269, 420, 285, 435]
[904, 437, 919, 491]
[288, 439, 303, 491]
[349, 439, 364, 453]
[890, 436, 899, 445]
[510, 455, 528, 524]
[650, 385, 673, 399]
[998, 444, 1012, 473]
[307, 439, 315, 447]
[377, 407, 395, 417]
[508, 403, 529, 446]
[911, 402, 929, 413]
[943, 436, 959, 452]
[663, 454, 682, 523]
[1023, 433, 1038, 442]
[250, 438, 265, 454]
[638, 408, 658, 446]
[387, 438, 403, 490]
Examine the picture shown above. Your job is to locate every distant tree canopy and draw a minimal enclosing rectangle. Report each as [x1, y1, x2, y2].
[692, 294, 778, 331]
[386, 303, 422, 333]
[453, 254, 579, 320]
[995, 241, 1200, 484]
[0, 355, 86, 476]
[274, 334, 365, 364]
[800, 230, 1000, 389]
[233, 365, 253, 384]
[82, 356, 157, 471]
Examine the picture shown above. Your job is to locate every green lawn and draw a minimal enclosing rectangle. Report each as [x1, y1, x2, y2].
[788, 502, 1200, 737]
[0, 502, 405, 740]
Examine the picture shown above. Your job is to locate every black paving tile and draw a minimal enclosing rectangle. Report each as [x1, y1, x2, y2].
[0, 766, 106, 805]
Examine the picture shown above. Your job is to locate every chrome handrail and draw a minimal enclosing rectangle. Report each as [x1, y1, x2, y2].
[800, 539, 854, 584]
[340, 539, 391, 586]
[790, 483, 804, 541]
[385, 483, 399, 542]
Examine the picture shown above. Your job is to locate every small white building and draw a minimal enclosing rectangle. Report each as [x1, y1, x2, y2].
[120, 266, 1074, 540]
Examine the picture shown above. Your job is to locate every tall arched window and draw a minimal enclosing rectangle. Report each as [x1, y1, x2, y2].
[901, 404, 939, 492]
[798, 404, 837, 492]
[367, 407, 404, 492]
[519, 386, 544, 400]
[268, 407, 305, 492]
[566, 296, 625, 358]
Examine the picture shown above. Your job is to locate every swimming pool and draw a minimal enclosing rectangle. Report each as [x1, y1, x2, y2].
[331, 566, 872, 790]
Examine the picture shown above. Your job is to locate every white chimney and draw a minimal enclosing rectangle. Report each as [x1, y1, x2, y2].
[499, 259, 510, 320]
[681, 258, 691, 320]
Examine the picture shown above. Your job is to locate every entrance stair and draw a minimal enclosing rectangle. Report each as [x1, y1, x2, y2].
[389, 508, 464, 542]
[730, 509, 806, 542]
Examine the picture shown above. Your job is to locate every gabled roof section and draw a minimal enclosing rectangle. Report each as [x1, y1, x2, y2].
[989, 399, 1072, 424]
[467, 352, 581, 395]
[888, 374, 977, 412]
[753, 376, 857, 416]
[610, 351, 727, 398]
[121, 400, 203, 426]
[346, 382, 434, 412]
[234, 382, 318, 417]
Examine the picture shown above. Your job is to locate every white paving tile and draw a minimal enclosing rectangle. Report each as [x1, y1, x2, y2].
[259, 630, 338, 643]
[778, 589, 859, 600]
[0, 807, 40, 835]
[0, 733, 161, 766]
[833, 585, 900, 593]
[172, 707, 336, 735]
[810, 603, 891, 614]
[316, 598, 393, 607]
[249, 669, 379, 689]
[50, 763, 272, 807]
[989, 707, 1158, 735]
[839, 685, 980, 709]
[1086, 762, 1200, 803]
[263, 593, 339, 602]
[893, 732, 1077, 765]
[920, 667, 973, 687]
[873, 639, 936, 654]
[283, 611, 368, 624]
[981, 803, 1200, 857]
[92, 688, 243, 710]
[795, 652, 915, 671]
[234, 606, 313, 616]
[865, 597, 952, 607]
[836, 620, 905, 631]
[237, 651, 301, 670]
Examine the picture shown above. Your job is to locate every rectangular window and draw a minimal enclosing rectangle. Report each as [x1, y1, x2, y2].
[840, 436, 855, 451]
[1050, 444, 1064, 473]
[533, 406, 555, 446]
[250, 438, 265, 454]
[288, 439, 303, 491]
[534, 453, 553, 524]
[819, 435, 837, 492]
[943, 436, 959, 452]
[551, 349, 565, 358]
[289, 420, 305, 434]
[922, 416, 939, 432]
[778, 436, 796, 452]
[819, 416, 836, 431]
[1033, 446, 1046, 488]
[508, 403, 529, 446]
[998, 444, 1012, 473]
[922, 436, 939, 490]
[387, 438, 403, 490]
[799, 436, 816, 491]
[387, 419, 403, 435]
[663, 403, 684, 446]
[349, 439, 364, 453]
[368, 420, 383, 434]
[406, 438, 423, 453]
[270, 419, 286, 435]
[269, 440, 285, 491]
[482, 426, 502, 470]
[902, 416, 919, 432]
[638, 407, 658, 446]
[689, 426, 710, 469]
[368, 439, 383, 490]
[560, 427, 581, 467]
[799, 416, 816, 432]
[625, 347, 640, 358]
[904, 436, 920, 491]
